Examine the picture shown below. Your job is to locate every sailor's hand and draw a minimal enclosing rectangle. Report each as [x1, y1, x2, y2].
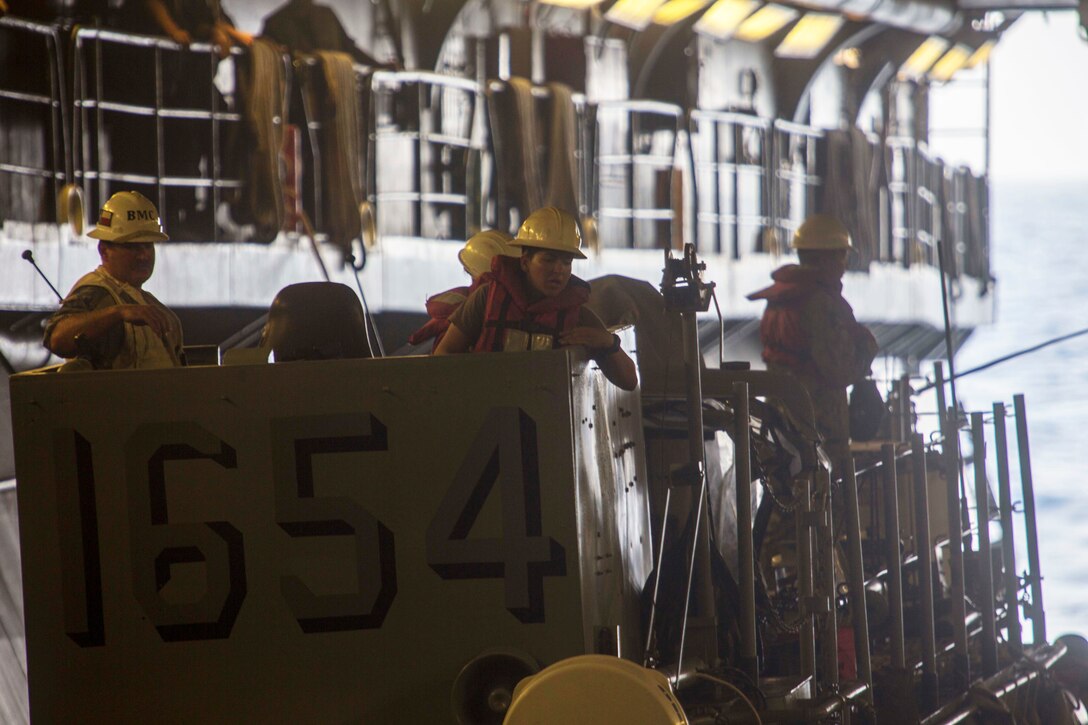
[168, 27, 192, 46]
[117, 305, 171, 338]
[559, 327, 614, 350]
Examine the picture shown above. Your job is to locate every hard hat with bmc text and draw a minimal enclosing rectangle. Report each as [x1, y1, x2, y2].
[87, 191, 169, 244]
[511, 207, 586, 259]
[791, 214, 852, 251]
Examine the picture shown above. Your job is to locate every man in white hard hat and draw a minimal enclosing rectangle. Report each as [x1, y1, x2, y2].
[435, 207, 637, 391]
[407, 229, 520, 351]
[746, 214, 878, 474]
[44, 191, 184, 369]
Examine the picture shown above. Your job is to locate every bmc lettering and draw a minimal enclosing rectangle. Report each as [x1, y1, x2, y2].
[127, 210, 156, 221]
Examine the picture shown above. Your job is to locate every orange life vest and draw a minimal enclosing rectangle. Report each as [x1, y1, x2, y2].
[476, 257, 588, 353]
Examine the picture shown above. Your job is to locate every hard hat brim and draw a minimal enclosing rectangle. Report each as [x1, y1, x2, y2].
[88, 229, 170, 243]
[509, 239, 587, 260]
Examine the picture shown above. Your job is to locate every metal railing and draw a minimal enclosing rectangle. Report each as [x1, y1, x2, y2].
[71, 28, 244, 241]
[369, 71, 487, 240]
[0, 17, 69, 226]
[592, 100, 684, 250]
[770, 119, 823, 254]
[0, 22, 992, 286]
[689, 110, 772, 259]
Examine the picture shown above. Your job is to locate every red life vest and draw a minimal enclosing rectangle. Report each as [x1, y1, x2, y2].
[407, 284, 473, 348]
[476, 256, 589, 353]
[746, 264, 852, 380]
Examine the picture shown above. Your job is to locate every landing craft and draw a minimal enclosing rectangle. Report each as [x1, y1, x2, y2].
[1, 0, 1086, 722]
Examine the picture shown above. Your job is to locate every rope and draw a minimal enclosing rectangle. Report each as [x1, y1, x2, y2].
[238, 39, 286, 239]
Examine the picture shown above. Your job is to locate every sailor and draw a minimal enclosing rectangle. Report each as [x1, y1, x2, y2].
[434, 207, 638, 391]
[747, 214, 878, 475]
[406, 229, 519, 351]
[43, 191, 184, 370]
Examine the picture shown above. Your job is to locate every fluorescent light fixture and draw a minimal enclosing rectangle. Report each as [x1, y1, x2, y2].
[929, 44, 971, 82]
[735, 4, 800, 43]
[654, 0, 711, 25]
[605, 0, 669, 30]
[899, 36, 949, 79]
[537, 0, 605, 7]
[693, 0, 759, 39]
[965, 40, 995, 68]
[774, 12, 844, 58]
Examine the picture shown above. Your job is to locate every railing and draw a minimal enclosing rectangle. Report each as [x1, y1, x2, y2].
[71, 28, 244, 242]
[592, 100, 683, 250]
[770, 119, 822, 254]
[689, 110, 772, 259]
[0, 19, 992, 285]
[0, 17, 69, 227]
[369, 71, 487, 240]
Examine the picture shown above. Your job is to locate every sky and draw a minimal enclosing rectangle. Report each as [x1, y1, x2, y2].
[930, 11, 1088, 181]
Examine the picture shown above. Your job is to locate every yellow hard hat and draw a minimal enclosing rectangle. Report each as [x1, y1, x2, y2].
[458, 229, 518, 278]
[791, 214, 851, 251]
[505, 655, 688, 724]
[511, 207, 586, 259]
[87, 191, 169, 243]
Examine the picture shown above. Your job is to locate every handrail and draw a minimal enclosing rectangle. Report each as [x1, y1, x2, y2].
[0, 21, 991, 287]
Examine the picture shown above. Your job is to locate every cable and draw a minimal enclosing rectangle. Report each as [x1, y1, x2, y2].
[689, 671, 763, 725]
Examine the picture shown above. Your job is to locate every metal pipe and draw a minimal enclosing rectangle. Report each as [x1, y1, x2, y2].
[1013, 394, 1046, 644]
[941, 401, 970, 689]
[883, 443, 906, 669]
[842, 457, 873, 694]
[971, 413, 998, 676]
[911, 434, 939, 712]
[675, 309, 715, 680]
[992, 402, 1022, 653]
[643, 487, 672, 666]
[797, 474, 817, 681]
[733, 381, 757, 684]
[817, 468, 839, 687]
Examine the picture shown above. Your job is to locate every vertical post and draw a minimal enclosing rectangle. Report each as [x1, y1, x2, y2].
[733, 382, 758, 685]
[942, 403, 970, 689]
[154, 45, 166, 224]
[797, 474, 817, 681]
[1013, 394, 1046, 644]
[898, 373, 912, 444]
[971, 413, 998, 676]
[674, 309, 716, 679]
[911, 434, 939, 712]
[882, 444, 905, 669]
[841, 458, 873, 693]
[817, 468, 839, 687]
[992, 402, 1022, 653]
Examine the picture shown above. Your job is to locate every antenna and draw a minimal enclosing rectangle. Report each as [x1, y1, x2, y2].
[22, 250, 63, 302]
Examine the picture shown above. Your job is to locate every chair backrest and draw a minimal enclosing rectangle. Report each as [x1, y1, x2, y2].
[261, 282, 372, 362]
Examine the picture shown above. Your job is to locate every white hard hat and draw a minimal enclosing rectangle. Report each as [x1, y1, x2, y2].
[791, 214, 851, 251]
[458, 229, 518, 278]
[87, 191, 169, 243]
[510, 207, 586, 259]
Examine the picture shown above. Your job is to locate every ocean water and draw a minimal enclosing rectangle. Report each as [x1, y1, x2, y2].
[924, 177, 1088, 641]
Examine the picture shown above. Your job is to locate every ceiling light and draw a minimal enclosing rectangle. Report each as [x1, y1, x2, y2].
[965, 40, 995, 68]
[605, 0, 669, 30]
[929, 44, 971, 82]
[693, 0, 760, 39]
[734, 3, 799, 43]
[537, 0, 606, 7]
[774, 12, 844, 58]
[899, 36, 949, 79]
[654, 0, 711, 25]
